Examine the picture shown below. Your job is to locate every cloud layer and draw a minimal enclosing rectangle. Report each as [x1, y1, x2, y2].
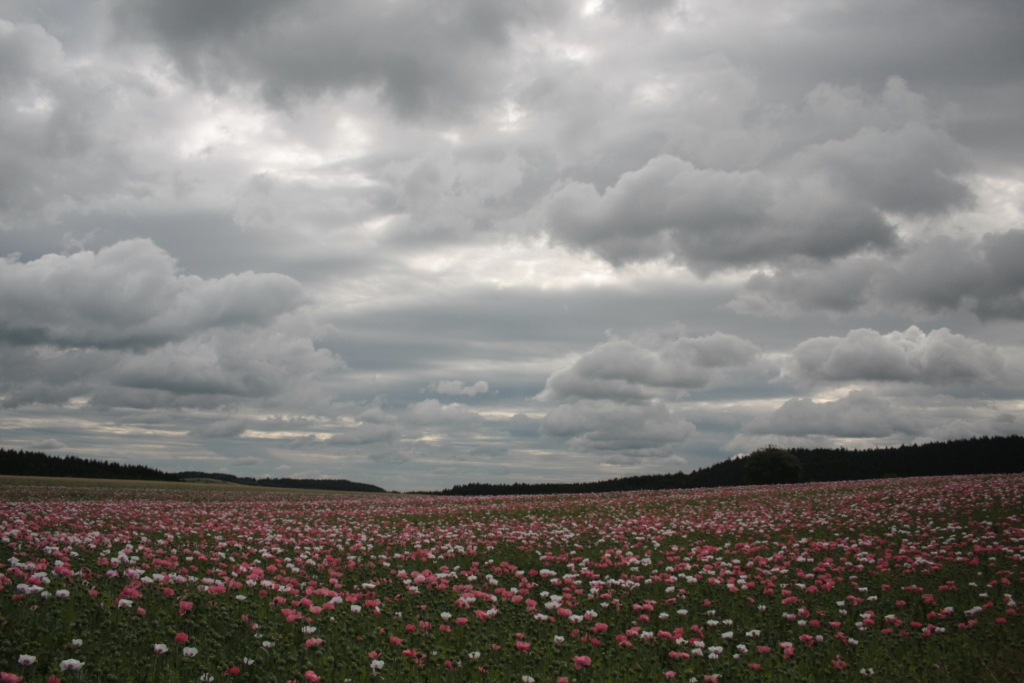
[0, 0, 1022, 489]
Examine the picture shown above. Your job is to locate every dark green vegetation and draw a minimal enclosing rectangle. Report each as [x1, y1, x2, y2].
[5, 434, 1023, 497]
[0, 449, 385, 493]
[175, 471, 385, 493]
[436, 435, 1024, 496]
[0, 449, 178, 482]
[743, 446, 803, 485]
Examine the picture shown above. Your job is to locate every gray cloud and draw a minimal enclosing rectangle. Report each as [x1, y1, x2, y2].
[541, 331, 759, 401]
[188, 416, 323, 440]
[404, 398, 482, 425]
[974, 230, 1024, 319]
[326, 423, 400, 445]
[0, 345, 110, 405]
[506, 413, 541, 437]
[933, 412, 1023, 442]
[28, 437, 67, 451]
[785, 122, 973, 217]
[190, 418, 248, 438]
[433, 380, 489, 396]
[111, 328, 344, 402]
[249, 415, 318, 431]
[0, 320, 346, 413]
[0, 19, 130, 224]
[0, 239, 306, 348]
[734, 229, 1024, 320]
[373, 148, 541, 243]
[730, 257, 879, 315]
[114, 0, 566, 119]
[542, 399, 695, 458]
[545, 154, 899, 272]
[539, 71, 982, 274]
[367, 450, 412, 466]
[356, 404, 397, 424]
[788, 326, 1007, 387]
[745, 390, 923, 438]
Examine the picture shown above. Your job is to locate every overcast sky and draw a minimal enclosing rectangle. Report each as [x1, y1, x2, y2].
[1, 0, 1022, 490]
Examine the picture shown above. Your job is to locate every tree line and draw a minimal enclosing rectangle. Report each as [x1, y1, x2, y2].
[5, 435, 1022, 496]
[432, 435, 1024, 496]
[0, 449, 179, 481]
[0, 449, 384, 493]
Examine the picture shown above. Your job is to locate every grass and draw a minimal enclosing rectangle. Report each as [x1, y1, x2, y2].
[0, 474, 391, 495]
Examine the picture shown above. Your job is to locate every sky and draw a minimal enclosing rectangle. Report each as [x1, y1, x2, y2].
[1, 0, 1023, 491]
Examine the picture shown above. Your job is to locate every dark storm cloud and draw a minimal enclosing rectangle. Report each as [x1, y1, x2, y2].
[114, 0, 567, 119]
[0, 239, 306, 348]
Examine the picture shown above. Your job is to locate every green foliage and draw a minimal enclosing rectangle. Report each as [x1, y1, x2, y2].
[436, 435, 1024, 496]
[0, 448, 179, 481]
[743, 445, 803, 485]
[0, 449, 385, 492]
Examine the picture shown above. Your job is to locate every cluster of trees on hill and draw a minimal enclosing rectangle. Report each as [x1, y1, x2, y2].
[434, 435, 1024, 496]
[0, 449, 179, 481]
[0, 449, 384, 493]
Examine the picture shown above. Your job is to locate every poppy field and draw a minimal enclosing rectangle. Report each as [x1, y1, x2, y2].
[2, 474, 1024, 682]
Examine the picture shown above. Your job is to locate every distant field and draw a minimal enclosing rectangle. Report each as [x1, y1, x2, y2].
[4, 474, 1024, 681]
[0, 473, 389, 495]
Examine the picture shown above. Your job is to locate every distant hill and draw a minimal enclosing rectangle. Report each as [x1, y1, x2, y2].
[433, 435, 1024, 496]
[6, 435, 1022, 498]
[0, 449, 385, 493]
[176, 470, 385, 493]
[0, 449, 179, 482]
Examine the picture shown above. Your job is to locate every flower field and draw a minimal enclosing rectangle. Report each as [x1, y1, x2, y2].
[2, 475, 1024, 682]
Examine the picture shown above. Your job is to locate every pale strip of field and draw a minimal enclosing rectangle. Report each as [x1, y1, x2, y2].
[0, 473, 392, 495]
